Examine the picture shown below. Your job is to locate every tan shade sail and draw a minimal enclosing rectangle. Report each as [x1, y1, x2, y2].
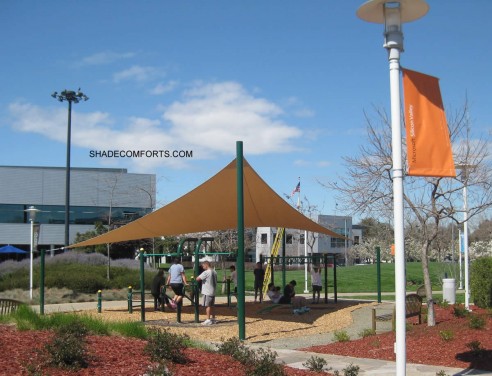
[69, 158, 342, 248]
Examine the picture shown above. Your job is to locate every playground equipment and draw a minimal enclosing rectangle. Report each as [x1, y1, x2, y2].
[136, 237, 234, 323]
[263, 253, 339, 304]
[261, 227, 284, 298]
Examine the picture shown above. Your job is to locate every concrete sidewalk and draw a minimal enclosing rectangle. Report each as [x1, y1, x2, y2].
[30, 298, 491, 376]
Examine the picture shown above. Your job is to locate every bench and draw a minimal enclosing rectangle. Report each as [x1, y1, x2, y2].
[0, 298, 24, 315]
[372, 293, 423, 331]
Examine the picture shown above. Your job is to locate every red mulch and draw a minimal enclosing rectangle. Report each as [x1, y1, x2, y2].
[304, 305, 492, 372]
[0, 325, 322, 375]
[2, 305, 490, 375]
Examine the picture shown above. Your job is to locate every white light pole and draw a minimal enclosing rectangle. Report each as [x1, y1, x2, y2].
[456, 164, 475, 310]
[25, 206, 40, 301]
[357, 1, 429, 375]
[304, 230, 309, 293]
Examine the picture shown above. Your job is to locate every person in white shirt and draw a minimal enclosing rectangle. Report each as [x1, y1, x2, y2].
[196, 260, 218, 325]
[310, 265, 322, 304]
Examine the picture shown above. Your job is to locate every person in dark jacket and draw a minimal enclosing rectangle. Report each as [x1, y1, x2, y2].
[151, 270, 166, 311]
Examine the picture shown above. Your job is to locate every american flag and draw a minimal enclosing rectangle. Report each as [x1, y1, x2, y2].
[290, 182, 300, 197]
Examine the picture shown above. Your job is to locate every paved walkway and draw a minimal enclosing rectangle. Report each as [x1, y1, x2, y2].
[30, 298, 491, 376]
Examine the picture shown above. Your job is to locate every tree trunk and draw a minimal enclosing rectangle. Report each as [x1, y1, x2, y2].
[421, 244, 435, 326]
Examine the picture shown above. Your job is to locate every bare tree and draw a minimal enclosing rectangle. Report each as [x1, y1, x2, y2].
[323, 103, 492, 326]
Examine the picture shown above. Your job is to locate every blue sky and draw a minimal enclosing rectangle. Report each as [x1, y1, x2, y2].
[1, 1, 490, 219]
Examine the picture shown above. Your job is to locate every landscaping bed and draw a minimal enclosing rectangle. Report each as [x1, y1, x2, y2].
[305, 305, 492, 371]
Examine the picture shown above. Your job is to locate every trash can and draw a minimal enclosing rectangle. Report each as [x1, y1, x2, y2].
[442, 278, 456, 304]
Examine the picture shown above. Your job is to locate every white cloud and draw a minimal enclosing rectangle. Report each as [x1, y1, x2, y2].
[8, 81, 303, 170]
[113, 65, 166, 83]
[164, 81, 302, 155]
[81, 51, 135, 66]
[150, 81, 179, 95]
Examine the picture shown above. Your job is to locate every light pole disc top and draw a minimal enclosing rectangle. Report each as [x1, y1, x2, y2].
[357, 0, 429, 24]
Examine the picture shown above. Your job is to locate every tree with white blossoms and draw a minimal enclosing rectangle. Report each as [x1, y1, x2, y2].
[323, 103, 492, 326]
[469, 240, 492, 260]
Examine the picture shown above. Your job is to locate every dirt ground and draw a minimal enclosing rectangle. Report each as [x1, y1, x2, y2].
[79, 300, 373, 343]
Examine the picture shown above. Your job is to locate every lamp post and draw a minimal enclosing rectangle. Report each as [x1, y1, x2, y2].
[51, 89, 89, 247]
[25, 206, 40, 301]
[456, 164, 476, 310]
[357, 1, 429, 375]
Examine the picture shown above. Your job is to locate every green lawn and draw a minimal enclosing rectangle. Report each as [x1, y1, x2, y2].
[216, 261, 461, 295]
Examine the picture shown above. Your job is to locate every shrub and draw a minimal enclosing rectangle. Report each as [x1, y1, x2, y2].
[251, 347, 285, 376]
[470, 257, 492, 308]
[217, 337, 253, 365]
[436, 371, 449, 376]
[358, 328, 376, 338]
[452, 304, 469, 318]
[144, 328, 189, 364]
[43, 324, 90, 370]
[439, 300, 450, 309]
[466, 340, 486, 357]
[333, 330, 350, 342]
[468, 314, 486, 330]
[303, 356, 328, 373]
[334, 363, 360, 376]
[217, 337, 285, 376]
[439, 330, 454, 341]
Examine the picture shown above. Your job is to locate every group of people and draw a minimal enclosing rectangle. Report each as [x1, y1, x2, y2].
[151, 259, 324, 323]
[151, 257, 219, 325]
[265, 264, 323, 314]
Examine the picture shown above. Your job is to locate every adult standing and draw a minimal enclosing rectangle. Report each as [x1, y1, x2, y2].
[253, 262, 265, 303]
[166, 257, 188, 306]
[229, 265, 237, 294]
[196, 260, 218, 325]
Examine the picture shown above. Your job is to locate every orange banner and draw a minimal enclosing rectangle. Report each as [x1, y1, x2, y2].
[402, 68, 456, 177]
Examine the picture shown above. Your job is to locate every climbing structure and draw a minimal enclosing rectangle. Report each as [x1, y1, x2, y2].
[262, 227, 284, 298]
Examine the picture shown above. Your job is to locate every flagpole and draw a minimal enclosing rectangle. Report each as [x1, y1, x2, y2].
[296, 177, 309, 294]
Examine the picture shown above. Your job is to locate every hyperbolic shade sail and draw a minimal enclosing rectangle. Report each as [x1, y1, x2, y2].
[69, 158, 342, 248]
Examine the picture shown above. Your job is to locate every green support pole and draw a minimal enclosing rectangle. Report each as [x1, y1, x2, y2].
[40, 249, 45, 315]
[282, 230, 286, 290]
[226, 278, 231, 307]
[376, 246, 382, 303]
[333, 257, 338, 303]
[97, 290, 102, 313]
[139, 249, 145, 322]
[236, 141, 246, 341]
[324, 254, 328, 304]
[192, 278, 199, 323]
[270, 256, 275, 286]
[128, 286, 133, 314]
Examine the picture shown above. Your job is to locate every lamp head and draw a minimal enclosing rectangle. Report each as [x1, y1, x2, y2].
[25, 206, 40, 222]
[357, 0, 429, 50]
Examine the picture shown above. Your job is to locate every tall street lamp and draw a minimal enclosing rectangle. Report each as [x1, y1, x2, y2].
[25, 205, 40, 301]
[357, 1, 429, 375]
[456, 164, 476, 310]
[51, 89, 89, 247]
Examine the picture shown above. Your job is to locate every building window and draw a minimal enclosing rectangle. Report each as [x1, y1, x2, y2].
[300, 233, 305, 245]
[354, 236, 360, 245]
[261, 233, 267, 244]
[286, 234, 293, 244]
[330, 237, 345, 248]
